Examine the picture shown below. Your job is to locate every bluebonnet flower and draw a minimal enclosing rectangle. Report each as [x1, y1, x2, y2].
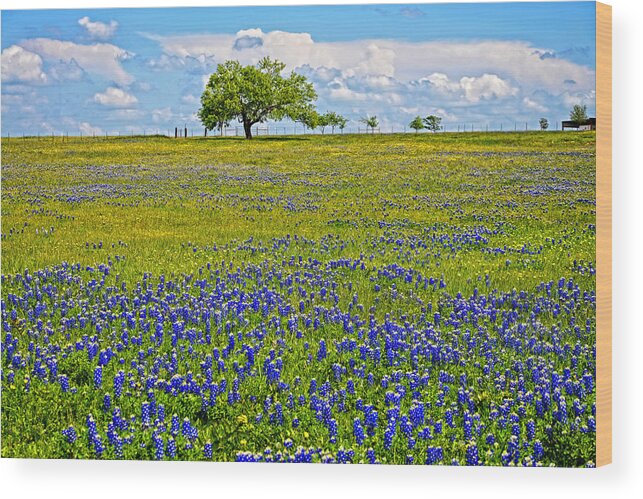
[418, 427, 431, 440]
[167, 437, 177, 459]
[93, 366, 102, 389]
[113, 371, 125, 398]
[59, 375, 70, 393]
[384, 426, 395, 450]
[62, 426, 77, 444]
[466, 442, 480, 466]
[533, 441, 544, 461]
[526, 420, 536, 441]
[328, 418, 338, 443]
[170, 415, 180, 436]
[316, 339, 327, 362]
[153, 434, 164, 460]
[142, 402, 151, 426]
[353, 418, 365, 445]
[425, 446, 443, 465]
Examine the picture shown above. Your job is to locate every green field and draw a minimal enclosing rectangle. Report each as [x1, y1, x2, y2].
[1, 132, 597, 465]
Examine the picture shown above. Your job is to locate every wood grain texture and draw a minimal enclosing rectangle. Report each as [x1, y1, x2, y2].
[596, 1, 612, 467]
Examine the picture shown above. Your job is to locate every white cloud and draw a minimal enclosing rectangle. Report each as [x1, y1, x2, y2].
[149, 29, 595, 94]
[93, 87, 138, 107]
[459, 74, 517, 102]
[79, 122, 103, 135]
[1, 45, 47, 83]
[78, 17, 118, 40]
[417, 73, 460, 93]
[413, 73, 517, 102]
[345, 44, 395, 78]
[21, 38, 134, 85]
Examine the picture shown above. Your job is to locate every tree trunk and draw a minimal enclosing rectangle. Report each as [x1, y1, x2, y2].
[243, 121, 253, 139]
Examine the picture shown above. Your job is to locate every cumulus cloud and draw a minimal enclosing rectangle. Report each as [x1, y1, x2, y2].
[459, 74, 518, 102]
[21, 38, 134, 85]
[416, 73, 460, 93]
[412, 73, 517, 103]
[1, 45, 47, 83]
[149, 29, 595, 95]
[93, 87, 138, 107]
[78, 17, 118, 40]
[48, 58, 86, 82]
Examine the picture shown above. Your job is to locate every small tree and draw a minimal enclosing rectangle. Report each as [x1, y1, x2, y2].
[324, 111, 347, 134]
[569, 104, 588, 127]
[423, 115, 442, 133]
[316, 113, 331, 135]
[360, 115, 378, 134]
[409, 116, 424, 133]
[539, 118, 549, 131]
[199, 57, 317, 139]
[337, 115, 348, 134]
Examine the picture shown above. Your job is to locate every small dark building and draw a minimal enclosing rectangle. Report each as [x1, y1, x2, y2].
[562, 117, 596, 131]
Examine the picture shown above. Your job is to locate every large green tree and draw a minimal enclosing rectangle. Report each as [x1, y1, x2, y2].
[198, 57, 317, 139]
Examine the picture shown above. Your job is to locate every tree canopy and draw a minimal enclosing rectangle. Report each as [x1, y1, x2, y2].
[569, 104, 588, 127]
[409, 116, 424, 133]
[360, 116, 378, 133]
[324, 111, 347, 134]
[423, 115, 442, 133]
[198, 57, 317, 139]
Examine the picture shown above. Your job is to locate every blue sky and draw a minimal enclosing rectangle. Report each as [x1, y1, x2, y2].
[1, 2, 596, 135]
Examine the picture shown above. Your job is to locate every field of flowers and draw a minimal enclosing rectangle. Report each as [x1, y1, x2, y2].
[1, 132, 596, 466]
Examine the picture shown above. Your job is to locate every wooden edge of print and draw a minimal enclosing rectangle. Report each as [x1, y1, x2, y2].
[596, 1, 612, 467]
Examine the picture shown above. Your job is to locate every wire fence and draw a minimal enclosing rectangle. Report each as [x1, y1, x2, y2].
[2, 120, 593, 140]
